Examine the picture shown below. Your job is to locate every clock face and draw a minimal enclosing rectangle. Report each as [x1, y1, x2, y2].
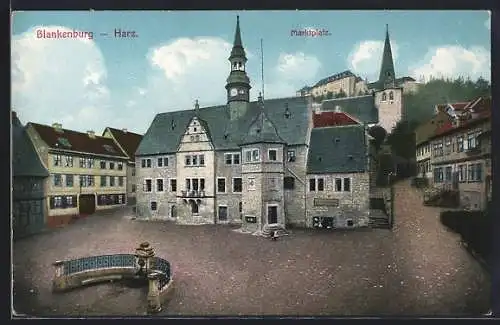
[230, 88, 238, 96]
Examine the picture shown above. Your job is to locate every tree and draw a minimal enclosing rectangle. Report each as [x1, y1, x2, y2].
[326, 91, 333, 100]
[335, 88, 347, 98]
[368, 125, 387, 150]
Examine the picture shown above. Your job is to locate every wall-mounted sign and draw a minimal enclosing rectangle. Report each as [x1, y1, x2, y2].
[245, 216, 257, 223]
[313, 198, 339, 207]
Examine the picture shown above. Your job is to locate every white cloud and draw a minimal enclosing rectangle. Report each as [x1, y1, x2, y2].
[410, 45, 490, 82]
[12, 25, 112, 132]
[485, 11, 491, 30]
[347, 40, 399, 81]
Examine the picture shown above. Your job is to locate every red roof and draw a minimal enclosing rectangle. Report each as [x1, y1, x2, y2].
[29, 123, 128, 158]
[104, 127, 143, 159]
[313, 112, 360, 128]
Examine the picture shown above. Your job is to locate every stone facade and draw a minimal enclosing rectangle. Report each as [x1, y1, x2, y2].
[306, 172, 370, 228]
[374, 87, 403, 133]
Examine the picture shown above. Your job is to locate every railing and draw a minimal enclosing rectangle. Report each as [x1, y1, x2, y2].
[52, 243, 174, 314]
[180, 190, 206, 198]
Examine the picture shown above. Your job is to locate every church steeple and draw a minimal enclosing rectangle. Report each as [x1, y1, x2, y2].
[225, 15, 251, 106]
[378, 24, 396, 89]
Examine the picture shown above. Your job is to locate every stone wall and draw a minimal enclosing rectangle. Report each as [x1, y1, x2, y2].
[374, 87, 403, 133]
[306, 172, 370, 228]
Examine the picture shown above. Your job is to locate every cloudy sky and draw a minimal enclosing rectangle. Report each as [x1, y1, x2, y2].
[11, 10, 491, 134]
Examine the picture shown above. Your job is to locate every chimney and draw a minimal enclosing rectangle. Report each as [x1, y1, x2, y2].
[122, 128, 128, 133]
[87, 130, 96, 138]
[52, 123, 63, 132]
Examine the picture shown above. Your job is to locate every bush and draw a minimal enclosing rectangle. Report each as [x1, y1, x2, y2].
[439, 210, 492, 263]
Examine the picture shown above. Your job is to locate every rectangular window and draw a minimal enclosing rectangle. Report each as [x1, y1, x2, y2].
[64, 156, 73, 167]
[284, 176, 295, 189]
[118, 162, 123, 170]
[146, 159, 151, 168]
[233, 154, 240, 164]
[109, 176, 115, 187]
[186, 179, 191, 191]
[100, 160, 106, 169]
[268, 149, 277, 161]
[109, 162, 115, 170]
[456, 136, 464, 152]
[156, 179, 164, 192]
[199, 155, 205, 166]
[192, 179, 199, 191]
[88, 175, 95, 187]
[200, 178, 205, 191]
[118, 195, 123, 204]
[434, 167, 444, 183]
[158, 157, 163, 167]
[192, 155, 198, 165]
[53, 155, 62, 167]
[233, 178, 242, 192]
[151, 201, 157, 211]
[132, 184, 136, 192]
[225, 153, 232, 165]
[245, 150, 252, 162]
[309, 178, 316, 192]
[66, 175, 73, 187]
[317, 178, 324, 191]
[53, 196, 63, 208]
[118, 176, 124, 187]
[144, 179, 152, 192]
[467, 133, 476, 149]
[335, 178, 342, 191]
[252, 149, 260, 162]
[217, 178, 226, 193]
[185, 155, 191, 166]
[445, 166, 452, 182]
[101, 175, 107, 187]
[476, 163, 482, 182]
[343, 178, 351, 192]
[170, 179, 177, 192]
[53, 174, 62, 187]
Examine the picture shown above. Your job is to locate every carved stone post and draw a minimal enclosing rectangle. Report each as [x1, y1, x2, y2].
[147, 271, 162, 313]
[52, 260, 66, 291]
[135, 242, 155, 275]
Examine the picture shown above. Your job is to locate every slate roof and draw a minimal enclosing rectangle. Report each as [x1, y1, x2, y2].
[321, 95, 378, 124]
[307, 125, 367, 174]
[313, 70, 357, 87]
[241, 103, 285, 145]
[104, 127, 143, 160]
[136, 96, 310, 156]
[12, 113, 49, 178]
[28, 123, 128, 159]
[313, 112, 360, 128]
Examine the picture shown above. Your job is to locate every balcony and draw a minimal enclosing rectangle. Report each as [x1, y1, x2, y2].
[180, 190, 206, 198]
[465, 145, 482, 156]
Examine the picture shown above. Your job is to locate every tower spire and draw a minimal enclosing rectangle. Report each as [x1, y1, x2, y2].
[230, 15, 246, 60]
[378, 24, 396, 89]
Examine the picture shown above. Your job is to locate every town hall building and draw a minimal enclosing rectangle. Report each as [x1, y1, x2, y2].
[135, 17, 394, 231]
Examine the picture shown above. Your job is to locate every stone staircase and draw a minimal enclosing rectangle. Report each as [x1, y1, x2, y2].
[262, 224, 289, 238]
[368, 209, 391, 229]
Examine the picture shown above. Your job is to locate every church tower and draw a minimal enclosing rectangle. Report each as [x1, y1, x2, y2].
[239, 94, 286, 233]
[378, 24, 396, 89]
[225, 16, 251, 121]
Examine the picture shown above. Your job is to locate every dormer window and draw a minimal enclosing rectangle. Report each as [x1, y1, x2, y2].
[171, 119, 176, 130]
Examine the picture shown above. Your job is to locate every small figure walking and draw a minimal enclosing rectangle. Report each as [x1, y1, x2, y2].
[271, 230, 278, 241]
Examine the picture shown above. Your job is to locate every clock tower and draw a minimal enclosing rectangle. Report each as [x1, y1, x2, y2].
[225, 16, 251, 120]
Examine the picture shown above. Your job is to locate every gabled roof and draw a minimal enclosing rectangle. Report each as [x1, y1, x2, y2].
[313, 111, 360, 128]
[28, 123, 128, 158]
[103, 127, 143, 159]
[415, 110, 454, 145]
[241, 103, 285, 145]
[307, 125, 367, 174]
[313, 70, 357, 87]
[12, 113, 49, 177]
[321, 95, 378, 124]
[136, 96, 310, 155]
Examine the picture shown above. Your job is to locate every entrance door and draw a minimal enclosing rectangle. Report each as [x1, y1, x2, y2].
[170, 205, 177, 218]
[267, 206, 278, 224]
[218, 206, 228, 221]
[79, 194, 96, 215]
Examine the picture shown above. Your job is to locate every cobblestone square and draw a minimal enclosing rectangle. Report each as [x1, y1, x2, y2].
[13, 181, 491, 316]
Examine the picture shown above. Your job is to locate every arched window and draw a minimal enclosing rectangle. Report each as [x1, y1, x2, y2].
[389, 91, 394, 101]
[238, 62, 243, 70]
[382, 92, 387, 101]
[170, 205, 176, 218]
